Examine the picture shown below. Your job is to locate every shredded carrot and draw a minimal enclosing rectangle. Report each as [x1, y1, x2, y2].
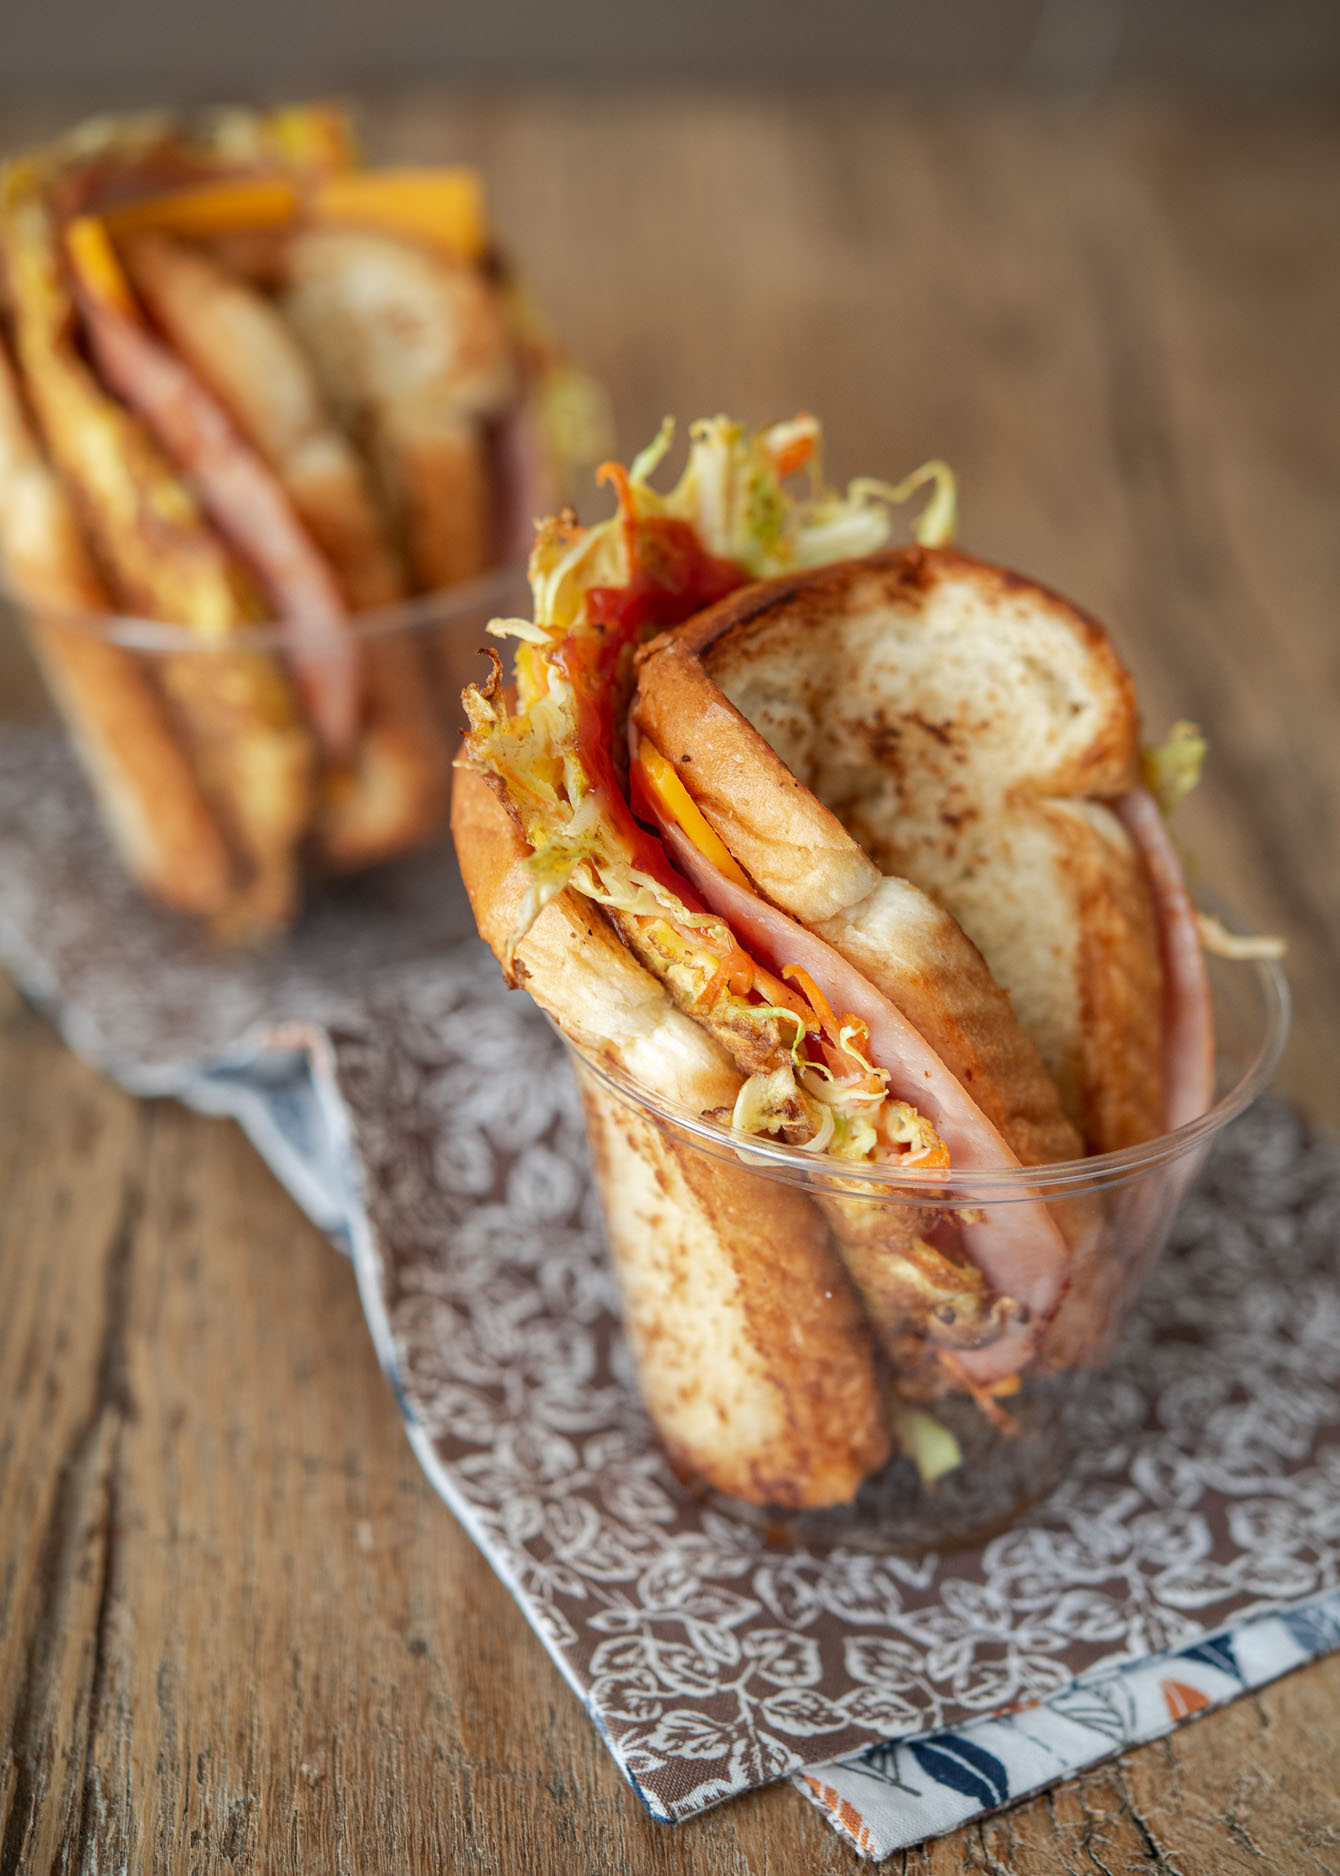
[904, 1138, 952, 1172]
[691, 945, 811, 1026]
[937, 1351, 1020, 1431]
[769, 418, 817, 480]
[780, 964, 889, 1084]
[691, 959, 734, 1012]
[595, 458, 640, 579]
[836, 1014, 882, 1082]
[780, 962, 849, 1044]
[751, 962, 819, 1029]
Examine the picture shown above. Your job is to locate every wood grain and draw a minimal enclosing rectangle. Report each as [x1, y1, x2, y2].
[2, 87, 1338, 1873]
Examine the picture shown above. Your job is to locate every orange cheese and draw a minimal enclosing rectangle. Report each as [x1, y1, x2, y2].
[634, 739, 752, 890]
[100, 178, 301, 243]
[94, 163, 482, 262]
[64, 216, 138, 318]
[312, 168, 487, 262]
[634, 738, 817, 1029]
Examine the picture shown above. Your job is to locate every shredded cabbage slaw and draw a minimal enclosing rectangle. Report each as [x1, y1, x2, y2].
[1142, 719, 1207, 815]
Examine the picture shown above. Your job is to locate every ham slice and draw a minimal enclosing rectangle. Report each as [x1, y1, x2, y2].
[655, 818, 1071, 1383]
[1043, 797, 1215, 1373]
[77, 292, 362, 756]
[1116, 790, 1215, 1131]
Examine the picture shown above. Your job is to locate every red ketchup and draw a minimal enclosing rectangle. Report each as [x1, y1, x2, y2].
[553, 518, 747, 902]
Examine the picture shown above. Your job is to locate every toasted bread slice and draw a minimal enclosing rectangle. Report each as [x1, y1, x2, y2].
[282, 228, 512, 591]
[0, 334, 235, 917]
[121, 232, 406, 612]
[451, 765, 890, 1508]
[634, 547, 1163, 1153]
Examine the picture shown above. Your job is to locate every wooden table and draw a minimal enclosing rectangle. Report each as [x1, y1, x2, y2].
[3, 87, 1338, 1873]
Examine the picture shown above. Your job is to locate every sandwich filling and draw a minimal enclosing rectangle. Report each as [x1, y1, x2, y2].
[463, 415, 957, 1169]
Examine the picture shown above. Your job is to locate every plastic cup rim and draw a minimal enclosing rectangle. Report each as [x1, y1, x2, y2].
[564, 920, 1291, 1204]
[0, 561, 532, 654]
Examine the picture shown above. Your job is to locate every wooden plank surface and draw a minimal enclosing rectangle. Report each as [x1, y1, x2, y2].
[1, 87, 1337, 1873]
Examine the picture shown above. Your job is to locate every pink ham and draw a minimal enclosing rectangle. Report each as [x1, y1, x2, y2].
[1116, 789, 1215, 1131]
[77, 292, 362, 756]
[1041, 796, 1215, 1373]
[655, 818, 1071, 1383]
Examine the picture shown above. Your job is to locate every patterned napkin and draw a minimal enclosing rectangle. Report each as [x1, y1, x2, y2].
[2, 726, 1338, 1857]
[798, 1589, 1340, 1855]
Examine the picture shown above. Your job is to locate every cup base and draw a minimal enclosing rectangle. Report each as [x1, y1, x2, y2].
[694, 1377, 1077, 1556]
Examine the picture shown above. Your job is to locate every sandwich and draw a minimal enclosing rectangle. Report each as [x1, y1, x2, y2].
[454, 414, 1230, 1509]
[0, 105, 601, 933]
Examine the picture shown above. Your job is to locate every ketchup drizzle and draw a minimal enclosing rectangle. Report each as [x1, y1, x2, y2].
[554, 517, 747, 902]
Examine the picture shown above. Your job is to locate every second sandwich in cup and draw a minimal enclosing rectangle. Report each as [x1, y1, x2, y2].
[452, 412, 1289, 1543]
[0, 102, 603, 939]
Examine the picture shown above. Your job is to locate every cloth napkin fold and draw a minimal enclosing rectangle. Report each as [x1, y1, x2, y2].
[2, 727, 1338, 1856]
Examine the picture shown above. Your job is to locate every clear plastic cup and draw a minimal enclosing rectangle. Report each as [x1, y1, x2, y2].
[567, 937, 1290, 1551]
[0, 567, 530, 939]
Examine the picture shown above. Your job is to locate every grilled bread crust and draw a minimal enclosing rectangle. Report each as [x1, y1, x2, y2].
[0, 336, 236, 917]
[282, 229, 512, 592]
[451, 765, 891, 1508]
[122, 232, 408, 612]
[632, 547, 1164, 1154]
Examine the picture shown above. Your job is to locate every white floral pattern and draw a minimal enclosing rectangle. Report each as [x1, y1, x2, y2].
[0, 730, 1335, 1825]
